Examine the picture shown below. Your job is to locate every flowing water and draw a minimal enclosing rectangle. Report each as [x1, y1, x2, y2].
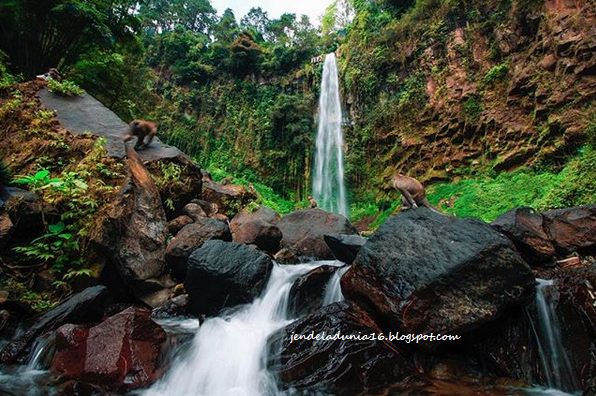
[525, 279, 581, 395]
[312, 53, 348, 217]
[322, 266, 350, 306]
[145, 262, 326, 396]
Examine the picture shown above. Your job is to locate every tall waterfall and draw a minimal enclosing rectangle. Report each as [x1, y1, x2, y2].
[313, 53, 348, 217]
[527, 279, 581, 394]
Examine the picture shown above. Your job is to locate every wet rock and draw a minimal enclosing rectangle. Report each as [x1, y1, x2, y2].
[0, 286, 111, 364]
[543, 205, 596, 255]
[90, 146, 168, 299]
[230, 206, 282, 254]
[182, 202, 207, 221]
[492, 207, 556, 265]
[324, 234, 367, 264]
[51, 307, 166, 391]
[277, 209, 358, 260]
[202, 181, 257, 217]
[288, 265, 338, 317]
[164, 218, 232, 281]
[167, 215, 194, 236]
[342, 210, 535, 348]
[268, 301, 413, 394]
[1, 186, 44, 240]
[274, 247, 299, 264]
[152, 294, 189, 318]
[185, 240, 273, 316]
[190, 199, 218, 217]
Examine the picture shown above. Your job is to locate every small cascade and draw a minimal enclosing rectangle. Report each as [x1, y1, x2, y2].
[26, 334, 55, 371]
[526, 279, 581, 394]
[145, 263, 324, 396]
[312, 53, 348, 217]
[322, 266, 350, 306]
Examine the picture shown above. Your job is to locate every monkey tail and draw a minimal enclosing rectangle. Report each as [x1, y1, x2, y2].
[422, 199, 442, 214]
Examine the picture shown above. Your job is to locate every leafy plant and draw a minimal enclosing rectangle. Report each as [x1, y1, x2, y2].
[47, 79, 85, 96]
[14, 222, 77, 271]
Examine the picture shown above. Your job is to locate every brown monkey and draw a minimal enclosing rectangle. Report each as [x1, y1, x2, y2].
[48, 68, 61, 82]
[308, 196, 318, 209]
[392, 173, 440, 213]
[123, 119, 157, 150]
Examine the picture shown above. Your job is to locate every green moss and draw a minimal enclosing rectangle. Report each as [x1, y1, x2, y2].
[482, 63, 509, 86]
[47, 79, 85, 97]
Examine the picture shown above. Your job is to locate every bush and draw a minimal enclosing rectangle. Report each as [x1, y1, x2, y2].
[482, 63, 509, 86]
[47, 79, 85, 96]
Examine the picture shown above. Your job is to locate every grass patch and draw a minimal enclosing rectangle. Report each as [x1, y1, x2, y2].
[427, 146, 596, 222]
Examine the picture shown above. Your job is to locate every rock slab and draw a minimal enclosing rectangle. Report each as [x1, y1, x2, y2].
[342, 210, 535, 346]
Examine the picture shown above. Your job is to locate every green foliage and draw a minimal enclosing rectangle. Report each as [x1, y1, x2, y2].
[482, 63, 509, 86]
[462, 95, 483, 123]
[47, 79, 85, 97]
[0, 56, 20, 89]
[426, 146, 596, 222]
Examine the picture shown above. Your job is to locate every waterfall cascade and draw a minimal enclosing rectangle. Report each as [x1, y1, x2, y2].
[145, 262, 337, 396]
[527, 279, 581, 394]
[322, 266, 350, 306]
[312, 53, 348, 217]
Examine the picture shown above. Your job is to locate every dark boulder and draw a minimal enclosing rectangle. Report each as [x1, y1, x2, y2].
[90, 147, 168, 299]
[324, 234, 367, 264]
[0, 211, 13, 250]
[202, 181, 257, 217]
[543, 205, 596, 255]
[185, 240, 273, 316]
[288, 265, 338, 317]
[342, 210, 535, 348]
[182, 202, 207, 221]
[0, 286, 111, 364]
[167, 215, 194, 236]
[1, 186, 44, 240]
[268, 301, 413, 394]
[51, 307, 166, 391]
[164, 218, 232, 281]
[491, 207, 556, 265]
[277, 209, 358, 260]
[152, 294, 189, 319]
[230, 206, 282, 253]
[492, 205, 596, 264]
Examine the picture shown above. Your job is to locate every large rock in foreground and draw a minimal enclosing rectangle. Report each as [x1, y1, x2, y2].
[342, 210, 535, 347]
[51, 307, 166, 391]
[277, 209, 358, 260]
[164, 218, 232, 281]
[230, 206, 282, 253]
[0, 286, 111, 364]
[268, 302, 413, 394]
[91, 147, 168, 299]
[185, 240, 273, 316]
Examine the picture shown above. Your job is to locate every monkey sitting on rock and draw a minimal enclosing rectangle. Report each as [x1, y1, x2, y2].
[308, 196, 318, 209]
[392, 173, 440, 213]
[123, 119, 158, 150]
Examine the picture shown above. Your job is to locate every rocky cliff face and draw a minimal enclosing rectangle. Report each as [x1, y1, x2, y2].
[342, 0, 596, 189]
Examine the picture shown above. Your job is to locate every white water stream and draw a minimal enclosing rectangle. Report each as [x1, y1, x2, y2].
[145, 262, 344, 396]
[525, 279, 581, 395]
[312, 53, 348, 217]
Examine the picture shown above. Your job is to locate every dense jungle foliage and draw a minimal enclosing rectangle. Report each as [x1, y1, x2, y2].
[1, 0, 595, 226]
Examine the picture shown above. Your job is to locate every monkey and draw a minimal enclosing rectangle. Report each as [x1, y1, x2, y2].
[48, 68, 61, 82]
[391, 173, 441, 213]
[308, 196, 318, 209]
[123, 119, 157, 150]
[37, 68, 62, 82]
